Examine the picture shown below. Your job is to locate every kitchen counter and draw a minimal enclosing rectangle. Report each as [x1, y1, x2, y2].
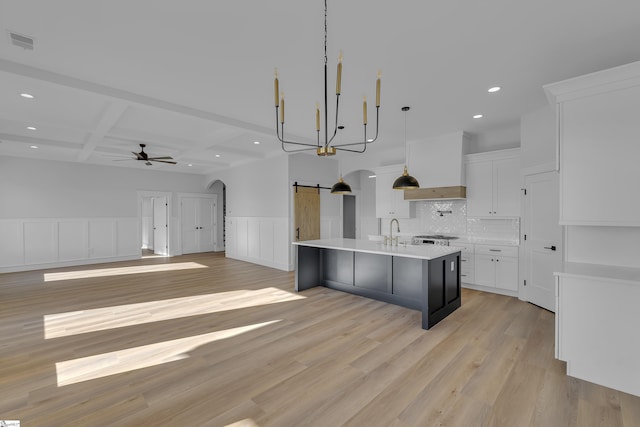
[293, 238, 462, 329]
[293, 238, 461, 260]
[554, 261, 640, 397]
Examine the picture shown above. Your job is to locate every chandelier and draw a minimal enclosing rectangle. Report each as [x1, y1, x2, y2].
[274, 0, 381, 156]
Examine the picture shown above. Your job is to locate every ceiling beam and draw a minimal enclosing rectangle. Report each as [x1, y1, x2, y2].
[0, 132, 81, 150]
[0, 58, 283, 138]
[77, 101, 128, 161]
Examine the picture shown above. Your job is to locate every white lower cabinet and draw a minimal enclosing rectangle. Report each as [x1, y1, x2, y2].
[454, 242, 475, 284]
[458, 243, 519, 294]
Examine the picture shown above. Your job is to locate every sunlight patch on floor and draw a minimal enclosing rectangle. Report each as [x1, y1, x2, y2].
[226, 419, 261, 427]
[44, 287, 306, 339]
[55, 320, 280, 387]
[43, 262, 208, 282]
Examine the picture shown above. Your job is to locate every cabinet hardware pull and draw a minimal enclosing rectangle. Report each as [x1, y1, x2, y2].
[489, 249, 501, 252]
[544, 245, 557, 251]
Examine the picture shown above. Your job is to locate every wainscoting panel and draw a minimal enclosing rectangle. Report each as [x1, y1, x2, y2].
[248, 220, 260, 259]
[0, 220, 24, 267]
[0, 217, 139, 273]
[58, 220, 88, 262]
[259, 220, 275, 262]
[116, 218, 140, 257]
[89, 220, 115, 258]
[24, 221, 57, 265]
[226, 217, 289, 271]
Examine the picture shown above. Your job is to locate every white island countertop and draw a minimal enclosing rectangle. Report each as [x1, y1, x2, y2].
[293, 238, 462, 260]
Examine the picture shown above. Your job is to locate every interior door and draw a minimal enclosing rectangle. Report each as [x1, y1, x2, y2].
[181, 197, 198, 254]
[523, 171, 563, 312]
[198, 198, 216, 252]
[294, 186, 320, 241]
[343, 194, 356, 239]
[152, 197, 168, 256]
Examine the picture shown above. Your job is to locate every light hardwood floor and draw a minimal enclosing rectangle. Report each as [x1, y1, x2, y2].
[1, 253, 638, 426]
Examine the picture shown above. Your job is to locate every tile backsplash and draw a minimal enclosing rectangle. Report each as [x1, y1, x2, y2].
[394, 200, 520, 243]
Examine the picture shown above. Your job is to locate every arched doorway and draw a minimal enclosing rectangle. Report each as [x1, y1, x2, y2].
[208, 179, 226, 252]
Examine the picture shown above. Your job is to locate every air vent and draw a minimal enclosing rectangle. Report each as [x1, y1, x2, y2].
[9, 31, 34, 50]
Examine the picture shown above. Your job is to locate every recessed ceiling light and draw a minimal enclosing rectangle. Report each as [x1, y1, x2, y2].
[253, 141, 260, 145]
[188, 164, 193, 167]
[20, 93, 34, 99]
[215, 154, 221, 158]
[30, 145, 38, 149]
[368, 175, 376, 178]
[488, 86, 501, 93]
[26, 126, 37, 130]
[367, 138, 374, 142]
[473, 114, 483, 119]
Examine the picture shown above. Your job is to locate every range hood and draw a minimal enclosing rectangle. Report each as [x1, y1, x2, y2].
[403, 186, 466, 200]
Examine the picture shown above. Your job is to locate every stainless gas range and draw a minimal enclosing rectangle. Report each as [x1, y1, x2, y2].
[412, 234, 459, 246]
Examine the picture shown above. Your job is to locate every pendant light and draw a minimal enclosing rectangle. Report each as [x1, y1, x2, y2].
[393, 106, 420, 190]
[331, 126, 352, 194]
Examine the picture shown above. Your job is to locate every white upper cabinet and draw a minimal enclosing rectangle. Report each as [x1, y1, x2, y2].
[375, 165, 412, 218]
[465, 149, 521, 218]
[544, 61, 640, 226]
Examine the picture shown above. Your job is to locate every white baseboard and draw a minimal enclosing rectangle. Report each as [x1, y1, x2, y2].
[0, 254, 141, 274]
[225, 253, 291, 272]
[462, 282, 519, 298]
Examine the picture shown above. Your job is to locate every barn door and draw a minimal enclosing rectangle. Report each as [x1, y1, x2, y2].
[294, 186, 320, 241]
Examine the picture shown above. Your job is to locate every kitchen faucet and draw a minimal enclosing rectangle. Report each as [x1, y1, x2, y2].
[387, 218, 400, 246]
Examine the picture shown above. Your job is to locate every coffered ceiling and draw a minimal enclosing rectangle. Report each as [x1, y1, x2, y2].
[1, 0, 639, 175]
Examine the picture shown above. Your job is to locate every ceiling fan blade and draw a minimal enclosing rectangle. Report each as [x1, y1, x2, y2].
[152, 160, 177, 164]
[147, 156, 174, 160]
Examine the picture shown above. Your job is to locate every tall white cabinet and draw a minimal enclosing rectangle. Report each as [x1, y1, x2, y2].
[545, 63, 640, 226]
[545, 60, 640, 397]
[465, 149, 520, 218]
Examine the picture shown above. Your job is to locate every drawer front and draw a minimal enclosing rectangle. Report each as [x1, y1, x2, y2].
[474, 244, 518, 257]
[460, 270, 475, 283]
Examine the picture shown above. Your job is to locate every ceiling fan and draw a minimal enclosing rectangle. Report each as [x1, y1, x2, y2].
[130, 144, 176, 166]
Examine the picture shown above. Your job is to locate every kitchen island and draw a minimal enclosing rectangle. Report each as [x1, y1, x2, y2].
[293, 238, 462, 329]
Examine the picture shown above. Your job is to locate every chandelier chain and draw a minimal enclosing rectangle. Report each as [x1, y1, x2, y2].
[324, 0, 328, 67]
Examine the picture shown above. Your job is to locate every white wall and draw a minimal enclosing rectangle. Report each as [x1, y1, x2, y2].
[520, 105, 556, 172]
[566, 226, 640, 268]
[208, 154, 290, 270]
[215, 154, 289, 218]
[468, 123, 521, 154]
[0, 156, 215, 272]
[0, 156, 213, 218]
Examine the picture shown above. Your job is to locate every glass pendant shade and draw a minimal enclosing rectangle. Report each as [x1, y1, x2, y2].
[393, 165, 420, 189]
[331, 175, 352, 194]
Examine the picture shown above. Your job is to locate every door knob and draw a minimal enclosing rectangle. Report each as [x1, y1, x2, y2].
[544, 245, 557, 251]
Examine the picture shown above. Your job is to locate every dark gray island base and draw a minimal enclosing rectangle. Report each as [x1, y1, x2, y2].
[294, 240, 461, 330]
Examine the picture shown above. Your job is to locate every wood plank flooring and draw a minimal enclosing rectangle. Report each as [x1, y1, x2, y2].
[1, 252, 638, 426]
